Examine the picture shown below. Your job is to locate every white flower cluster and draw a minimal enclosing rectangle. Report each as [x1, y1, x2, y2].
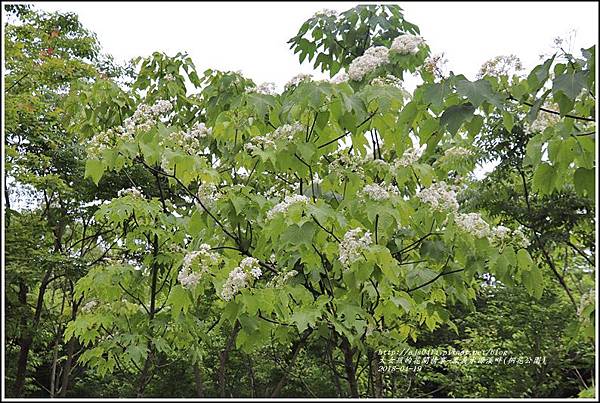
[339, 228, 373, 267]
[196, 183, 221, 208]
[266, 194, 309, 220]
[390, 34, 425, 55]
[488, 225, 530, 249]
[220, 267, 248, 301]
[284, 74, 313, 90]
[87, 100, 173, 159]
[348, 46, 390, 81]
[268, 269, 299, 288]
[329, 151, 365, 177]
[81, 300, 98, 313]
[245, 123, 304, 153]
[361, 183, 399, 201]
[313, 9, 338, 18]
[424, 53, 448, 79]
[454, 212, 491, 238]
[331, 72, 349, 84]
[220, 257, 261, 301]
[527, 110, 560, 133]
[444, 146, 474, 159]
[239, 257, 262, 279]
[370, 74, 403, 88]
[177, 244, 219, 289]
[488, 225, 511, 244]
[117, 187, 143, 198]
[189, 122, 212, 138]
[395, 145, 426, 168]
[124, 100, 173, 133]
[249, 82, 277, 96]
[264, 182, 298, 199]
[164, 73, 176, 81]
[418, 181, 459, 212]
[511, 228, 531, 249]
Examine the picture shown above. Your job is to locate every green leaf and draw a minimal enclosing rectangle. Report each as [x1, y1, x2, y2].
[532, 163, 556, 195]
[574, 167, 595, 198]
[439, 103, 475, 135]
[552, 71, 587, 100]
[502, 111, 514, 132]
[84, 159, 104, 186]
[421, 80, 453, 110]
[455, 79, 504, 109]
[522, 264, 544, 299]
[516, 249, 533, 270]
[167, 285, 192, 318]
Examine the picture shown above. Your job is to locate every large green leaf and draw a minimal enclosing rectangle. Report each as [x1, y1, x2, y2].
[439, 103, 475, 134]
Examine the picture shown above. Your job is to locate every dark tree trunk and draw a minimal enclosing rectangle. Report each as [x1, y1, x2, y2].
[59, 298, 80, 398]
[136, 344, 155, 398]
[219, 322, 241, 397]
[340, 337, 359, 398]
[270, 329, 312, 397]
[373, 350, 384, 397]
[14, 268, 52, 397]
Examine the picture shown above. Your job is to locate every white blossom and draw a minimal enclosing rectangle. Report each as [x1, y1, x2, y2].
[348, 46, 390, 81]
[220, 267, 249, 301]
[454, 212, 491, 238]
[87, 100, 173, 159]
[81, 300, 98, 313]
[339, 228, 373, 267]
[266, 194, 309, 220]
[250, 268, 262, 279]
[245, 123, 304, 153]
[370, 74, 403, 88]
[489, 225, 511, 245]
[526, 109, 560, 133]
[331, 72, 349, 84]
[268, 269, 299, 288]
[177, 244, 219, 289]
[444, 146, 474, 158]
[117, 187, 143, 198]
[390, 34, 425, 55]
[164, 73, 176, 81]
[284, 74, 313, 90]
[249, 82, 277, 96]
[196, 183, 221, 208]
[361, 183, 399, 201]
[313, 9, 338, 18]
[395, 145, 426, 167]
[417, 181, 459, 212]
[512, 228, 531, 249]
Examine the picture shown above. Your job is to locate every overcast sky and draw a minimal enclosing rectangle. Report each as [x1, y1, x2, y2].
[30, 1, 599, 90]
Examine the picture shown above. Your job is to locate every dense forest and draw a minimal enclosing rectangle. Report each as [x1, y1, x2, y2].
[3, 4, 596, 399]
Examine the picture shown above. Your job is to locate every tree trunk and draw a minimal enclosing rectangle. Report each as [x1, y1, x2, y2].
[270, 329, 312, 397]
[373, 350, 384, 397]
[136, 343, 155, 397]
[219, 322, 241, 397]
[14, 269, 52, 397]
[59, 298, 80, 398]
[49, 331, 60, 397]
[326, 340, 343, 397]
[13, 335, 33, 397]
[340, 337, 359, 398]
[58, 336, 77, 397]
[193, 363, 205, 398]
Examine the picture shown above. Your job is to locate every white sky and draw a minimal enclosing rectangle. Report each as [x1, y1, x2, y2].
[30, 1, 599, 91]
